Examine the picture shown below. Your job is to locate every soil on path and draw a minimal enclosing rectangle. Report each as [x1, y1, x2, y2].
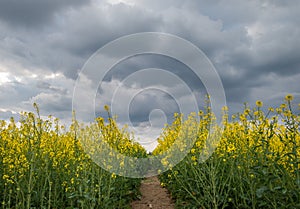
[131, 176, 175, 209]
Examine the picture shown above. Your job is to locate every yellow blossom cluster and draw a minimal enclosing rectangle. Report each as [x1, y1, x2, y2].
[0, 106, 146, 208]
[155, 95, 300, 208]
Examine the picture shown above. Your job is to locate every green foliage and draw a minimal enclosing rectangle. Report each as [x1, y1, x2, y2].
[0, 106, 145, 209]
[157, 96, 300, 209]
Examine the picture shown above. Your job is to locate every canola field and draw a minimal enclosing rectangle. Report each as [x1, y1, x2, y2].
[1, 95, 300, 209]
[155, 95, 300, 209]
[0, 104, 146, 209]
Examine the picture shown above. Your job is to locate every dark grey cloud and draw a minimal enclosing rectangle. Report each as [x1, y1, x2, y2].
[36, 80, 68, 94]
[0, 1, 162, 81]
[50, 3, 161, 57]
[0, 0, 91, 27]
[103, 54, 206, 89]
[0, 0, 299, 136]
[0, 81, 39, 107]
[29, 92, 72, 112]
[128, 89, 179, 125]
[0, 110, 19, 120]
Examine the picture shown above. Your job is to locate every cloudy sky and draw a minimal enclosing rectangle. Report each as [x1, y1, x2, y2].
[0, 0, 299, 150]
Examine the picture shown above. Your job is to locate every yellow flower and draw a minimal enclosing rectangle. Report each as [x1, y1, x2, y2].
[280, 103, 287, 109]
[256, 100, 263, 107]
[104, 105, 110, 111]
[191, 156, 197, 161]
[161, 158, 168, 166]
[3, 174, 9, 180]
[284, 111, 292, 118]
[244, 108, 250, 115]
[268, 107, 274, 112]
[285, 94, 293, 101]
[222, 106, 228, 111]
[195, 141, 202, 148]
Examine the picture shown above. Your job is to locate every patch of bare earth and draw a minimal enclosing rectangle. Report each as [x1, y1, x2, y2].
[131, 176, 175, 209]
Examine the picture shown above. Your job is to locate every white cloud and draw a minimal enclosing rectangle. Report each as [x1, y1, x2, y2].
[0, 72, 10, 85]
[106, 0, 136, 6]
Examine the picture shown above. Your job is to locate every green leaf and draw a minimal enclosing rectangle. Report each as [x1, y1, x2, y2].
[256, 186, 268, 198]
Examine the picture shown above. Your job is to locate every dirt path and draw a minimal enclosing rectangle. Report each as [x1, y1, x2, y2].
[131, 176, 175, 209]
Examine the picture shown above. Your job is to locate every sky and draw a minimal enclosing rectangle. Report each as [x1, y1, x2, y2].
[0, 0, 299, 151]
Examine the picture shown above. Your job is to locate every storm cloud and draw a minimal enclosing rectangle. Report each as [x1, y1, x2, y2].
[0, 0, 299, 147]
